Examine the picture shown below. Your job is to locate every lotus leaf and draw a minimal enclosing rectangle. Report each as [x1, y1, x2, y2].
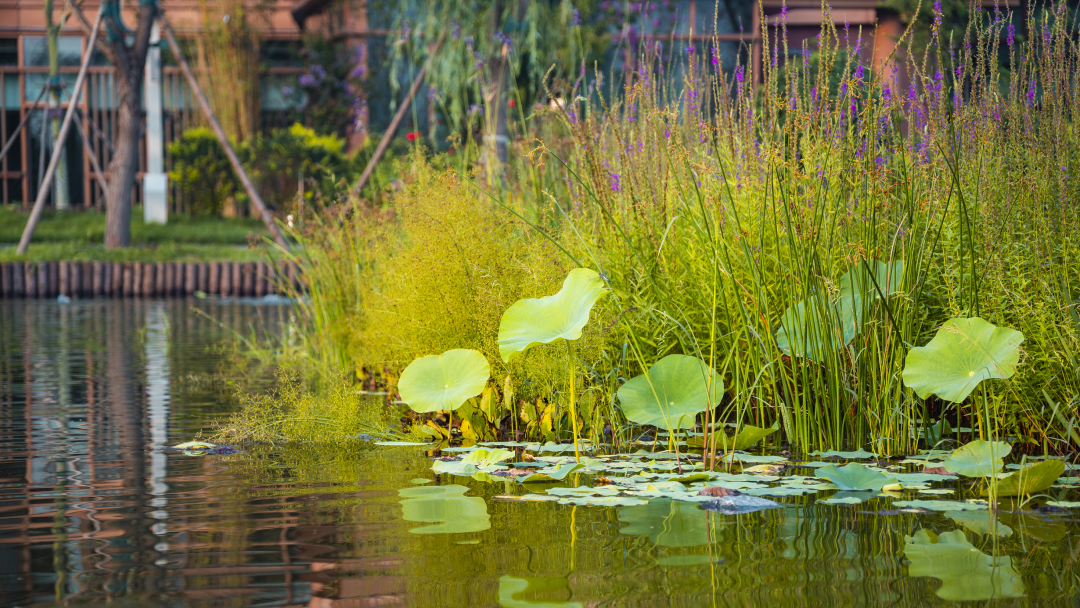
[557, 496, 649, 507]
[174, 441, 215, 449]
[776, 260, 903, 361]
[375, 441, 434, 446]
[743, 486, 816, 497]
[775, 296, 854, 361]
[983, 459, 1064, 497]
[1044, 501, 1080, 508]
[398, 484, 490, 534]
[942, 440, 1011, 477]
[891, 500, 987, 511]
[519, 462, 585, 483]
[617, 354, 724, 431]
[618, 499, 710, 547]
[461, 448, 515, 467]
[497, 268, 607, 363]
[902, 317, 1024, 403]
[815, 463, 897, 491]
[398, 349, 490, 413]
[838, 259, 904, 299]
[687, 424, 776, 450]
[946, 512, 1013, 538]
[497, 576, 582, 608]
[819, 494, 867, 505]
[811, 449, 876, 459]
[410, 478, 432, 484]
[904, 529, 1024, 601]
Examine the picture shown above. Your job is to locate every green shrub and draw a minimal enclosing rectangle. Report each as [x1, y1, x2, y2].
[167, 127, 237, 216]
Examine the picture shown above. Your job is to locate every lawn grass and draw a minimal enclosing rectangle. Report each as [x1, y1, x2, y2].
[0, 205, 277, 262]
[0, 205, 269, 245]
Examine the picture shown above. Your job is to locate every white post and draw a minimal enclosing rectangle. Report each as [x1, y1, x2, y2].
[143, 19, 167, 224]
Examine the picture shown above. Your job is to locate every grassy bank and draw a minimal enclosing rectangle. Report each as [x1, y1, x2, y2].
[230, 4, 1080, 455]
[0, 205, 274, 262]
[0, 205, 269, 245]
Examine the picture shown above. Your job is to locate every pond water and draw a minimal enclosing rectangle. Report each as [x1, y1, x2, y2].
[2, 299, 1079, 607]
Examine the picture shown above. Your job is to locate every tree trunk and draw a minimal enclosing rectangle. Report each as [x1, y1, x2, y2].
[105, 71, 142, 248]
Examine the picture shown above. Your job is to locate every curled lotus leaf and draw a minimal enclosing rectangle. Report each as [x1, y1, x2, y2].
[942, 440, 1011, 478]
[497, 268, 607, 363]
[902, 317, 1024, 403]
[617, 354, 724, 432]
[397, 349, 490, 414]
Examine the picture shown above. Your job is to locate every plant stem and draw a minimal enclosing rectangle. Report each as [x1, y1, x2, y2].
[568, 340, 581, 463]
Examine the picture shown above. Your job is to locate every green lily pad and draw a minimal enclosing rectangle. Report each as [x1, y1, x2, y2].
[902, 317, 1024, 403]
[810, 449, 876, 459]
[946, 511, 1013, 538]
[819, 493, 867, 505]
[687, 424, 776, 450]
[497, 576, 582, 608]
[410, 478, 432, 484]
[375, 441, 435, 446]
[397, 349, 490, 413]
[891, 500, 987, 511]
[1044, 501, 1080, 508]
[461, 448, 516, 467]
[497, 268, 607, 363]
[519, 463, 585, 483]
[557, 495, 649, 507]
[815, 463, 897, 491]
[983, 459, 1064, 497]
[942, 440, 1011, 477]
[398, 484, 490, 534]
[904, 529, 1024, 601]
[617, 354, 724, 431]
[618, 499, 710, 547]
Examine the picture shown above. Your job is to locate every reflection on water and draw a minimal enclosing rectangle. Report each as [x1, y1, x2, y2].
[1, 299, 1079, 607]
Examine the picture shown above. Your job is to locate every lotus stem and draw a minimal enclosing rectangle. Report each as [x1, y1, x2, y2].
[568, 340, 581, 463]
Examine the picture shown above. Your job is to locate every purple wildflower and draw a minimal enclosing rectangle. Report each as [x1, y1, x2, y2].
[1007, 24, 1015, 48]
[610, 172, 621, 192]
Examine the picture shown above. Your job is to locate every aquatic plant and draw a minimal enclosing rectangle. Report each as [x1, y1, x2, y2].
[902, 318, 1025, 404]
[617, 354, 723, 432]
[814, 463, 897, 492]
[252, 2, 1080, 456]
[498, 268, 608, 460]
[904, 529, 1024, 601]
[397, 348, 490, 414]
[942, 440, 1011, 478]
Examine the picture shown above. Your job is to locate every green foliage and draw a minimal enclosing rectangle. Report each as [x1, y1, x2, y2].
[942, 440, 1011, 478]
[617, 354, 724, 432]
[902, 317, 1025, 404]
[497, 268, 608, 363]
[815, 463, 897, 491]
[242, 123, 352, 213]
[212, 371, 396, 444]
[167, 128, 238, 216]
[397, 349, 490, 413]
[984, 459, 1065, 497]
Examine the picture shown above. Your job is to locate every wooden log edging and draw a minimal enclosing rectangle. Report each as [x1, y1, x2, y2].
[0, 261, 304, 299]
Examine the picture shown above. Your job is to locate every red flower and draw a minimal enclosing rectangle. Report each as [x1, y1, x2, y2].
[508, 99, 516, 108]
[406, 131, 420, 141]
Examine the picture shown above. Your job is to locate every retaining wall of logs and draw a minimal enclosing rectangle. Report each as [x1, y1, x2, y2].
[0, 261, 303, 298]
